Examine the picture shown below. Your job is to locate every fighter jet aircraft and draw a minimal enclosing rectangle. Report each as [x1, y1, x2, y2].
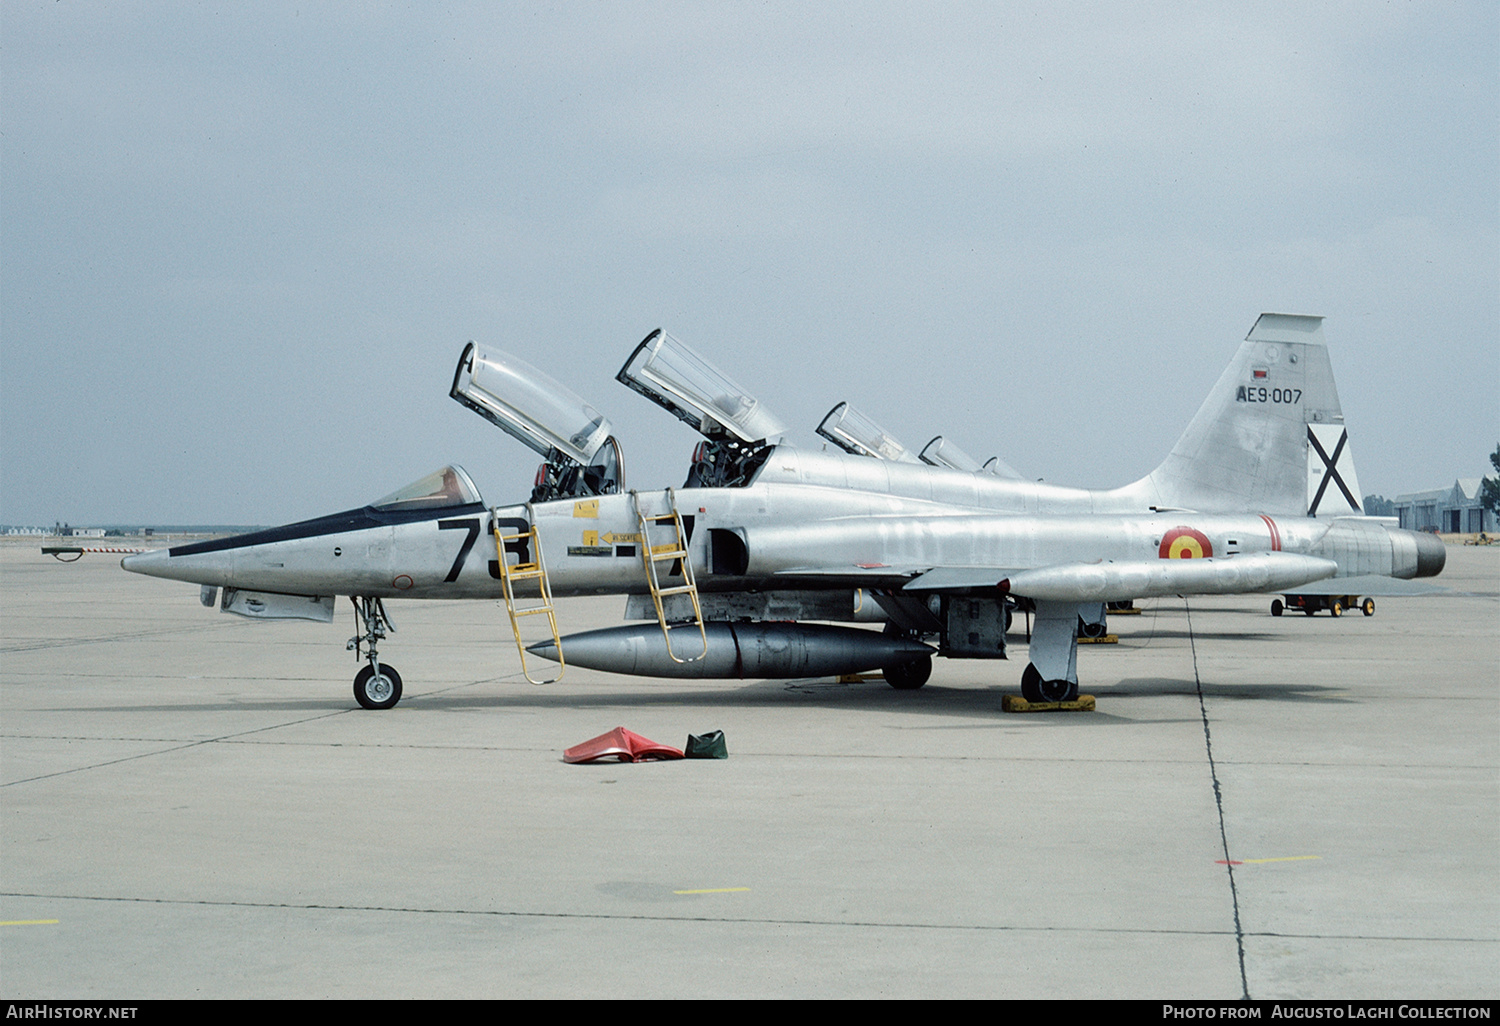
[122, 314, 1445, 709]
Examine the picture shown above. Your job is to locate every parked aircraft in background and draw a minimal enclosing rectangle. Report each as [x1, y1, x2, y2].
[122, 314, 1444, 709]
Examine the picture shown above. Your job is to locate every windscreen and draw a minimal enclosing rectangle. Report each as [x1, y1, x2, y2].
[372, 465, 483, 511]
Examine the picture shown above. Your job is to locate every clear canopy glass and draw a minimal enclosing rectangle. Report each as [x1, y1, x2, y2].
[919, 435, 984, 472]
[451, 343, 612, 464]
[617, 329, 786, 443]
[919, 435, 1023, 479]
[981, 454, 1024, 480]
[372, 465, 483, 511]
[816, 402, 921, 463]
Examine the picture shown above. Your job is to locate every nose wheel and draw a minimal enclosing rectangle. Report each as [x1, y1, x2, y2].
[348, 596, 402, 709]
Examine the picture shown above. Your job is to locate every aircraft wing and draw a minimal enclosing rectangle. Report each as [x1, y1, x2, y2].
[900, 567, 1022, 591]
[1281, 574, 1447, 597]
[772, 565, 931, 582]
[904, 553, 1337, 603]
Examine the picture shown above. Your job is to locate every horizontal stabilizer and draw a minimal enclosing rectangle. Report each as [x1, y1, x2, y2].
[1281, 575, 1447, 597]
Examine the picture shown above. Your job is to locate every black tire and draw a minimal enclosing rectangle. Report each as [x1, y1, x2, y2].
[1361, 598, 1375, 617]
[354, 664, 403, 710]
[1329, 599, 1343, 618]
[884, 655, 932, 690]
[1271, 599, 1284, 617]
[1021, 663, 1044, 703]
[1020, 663, 1076, 702]
[1078, 617, 1106, 639]
[1038, 676, 1078, 702]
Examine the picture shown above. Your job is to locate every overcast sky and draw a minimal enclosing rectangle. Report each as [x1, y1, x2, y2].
[3, 2, 1495, 525]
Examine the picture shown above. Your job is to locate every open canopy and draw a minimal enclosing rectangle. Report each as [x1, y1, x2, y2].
[920, 435, 983, 471]
[450, 343, 613, 465]
[617, 329, 785, 444]
[816, 402, 921, 463]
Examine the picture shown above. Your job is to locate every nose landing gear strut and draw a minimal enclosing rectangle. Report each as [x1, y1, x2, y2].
[348, 596, 402, 709]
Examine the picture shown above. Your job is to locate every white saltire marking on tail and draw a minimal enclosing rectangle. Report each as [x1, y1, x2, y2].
[1306, 424, 1362, 516]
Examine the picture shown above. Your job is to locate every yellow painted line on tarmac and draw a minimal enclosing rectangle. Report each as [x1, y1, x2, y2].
[1217, 856, 1321, 865]
[2, 919, 60, 926]
[1244, 856, 1321, 864]
[673, 887, 750, 895]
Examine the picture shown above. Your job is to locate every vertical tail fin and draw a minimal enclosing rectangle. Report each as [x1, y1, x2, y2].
[1145, 314, 1362, 516]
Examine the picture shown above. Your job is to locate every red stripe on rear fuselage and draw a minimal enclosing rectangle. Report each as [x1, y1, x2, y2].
[1258, 514, 1281, 551]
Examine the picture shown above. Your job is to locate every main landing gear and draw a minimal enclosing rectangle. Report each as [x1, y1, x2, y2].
[1021, 663, 1079, 703]
[349, 596, 402, 709]
[879, 622, 934, 690]
[883, 653, 933, 690]
[1018, 600, 1082, 703]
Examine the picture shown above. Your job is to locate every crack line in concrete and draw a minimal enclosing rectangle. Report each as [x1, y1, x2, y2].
[1185, 598, 1251, 1001]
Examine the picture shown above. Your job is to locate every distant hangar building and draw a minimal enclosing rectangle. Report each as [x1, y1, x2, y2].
[1393, 479, 1495, 534]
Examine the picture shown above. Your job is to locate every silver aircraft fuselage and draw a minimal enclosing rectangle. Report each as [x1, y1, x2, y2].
[124, 452, 1373, 604]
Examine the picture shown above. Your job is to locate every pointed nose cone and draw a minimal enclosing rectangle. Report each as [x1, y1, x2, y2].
[121, 546, 231, 586]
[121, 549, 172, 578]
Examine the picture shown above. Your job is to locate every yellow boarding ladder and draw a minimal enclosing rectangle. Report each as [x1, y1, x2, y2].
[492, 510, 564, 684]
[633, 488, 708, 662]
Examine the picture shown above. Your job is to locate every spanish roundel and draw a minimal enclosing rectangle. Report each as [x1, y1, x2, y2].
[1159, 526, 1213, 559]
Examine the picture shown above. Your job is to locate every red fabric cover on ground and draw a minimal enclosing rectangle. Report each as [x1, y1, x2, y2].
[563, 727, 684, 763]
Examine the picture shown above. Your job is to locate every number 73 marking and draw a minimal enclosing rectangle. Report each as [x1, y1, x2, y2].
[438, 516, 532, 582]
[437, 518, 481, 582]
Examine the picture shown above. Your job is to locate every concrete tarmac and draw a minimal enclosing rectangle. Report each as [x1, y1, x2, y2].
[2, 542, 1496, 999]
